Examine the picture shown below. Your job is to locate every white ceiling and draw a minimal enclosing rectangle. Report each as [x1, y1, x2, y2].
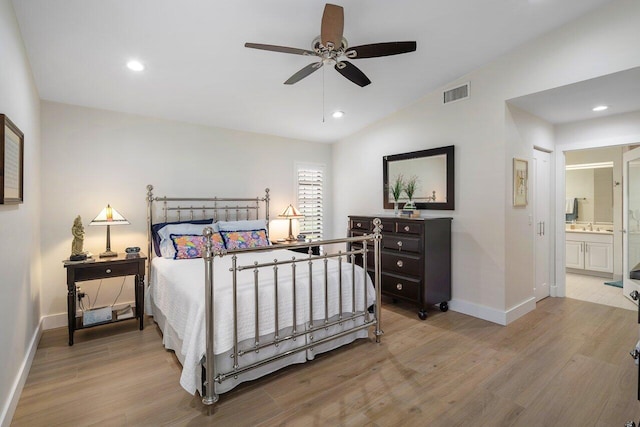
[12, 0, 617, 143]
[508, 67, 640, 124]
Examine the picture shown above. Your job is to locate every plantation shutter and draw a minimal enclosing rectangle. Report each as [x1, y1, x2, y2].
[296, 166, 324, 240]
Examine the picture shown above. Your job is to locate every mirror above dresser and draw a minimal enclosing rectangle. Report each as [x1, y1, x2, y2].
[383, 145, 455, 211]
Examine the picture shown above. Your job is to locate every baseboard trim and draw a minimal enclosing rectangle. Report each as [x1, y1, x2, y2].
[450, 296, 536, 326]
[449, 299, 507, 325]
[505, 297, 536, 324]
[0, 318, 42, 427]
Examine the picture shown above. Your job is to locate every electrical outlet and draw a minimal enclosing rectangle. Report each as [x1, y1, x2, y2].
[77, 292, 85, 302]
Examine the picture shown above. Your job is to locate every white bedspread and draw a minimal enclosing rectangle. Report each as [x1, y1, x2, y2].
[149, 248, 375, 394]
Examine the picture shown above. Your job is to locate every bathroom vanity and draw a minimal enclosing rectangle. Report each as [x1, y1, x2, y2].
[565, 228, 613, 276]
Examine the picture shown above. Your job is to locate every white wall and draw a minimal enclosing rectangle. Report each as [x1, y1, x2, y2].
[0, 0, 41, 425]
[332, 0, 640, 324]
[505, 104, 555, 312]
[39, 101, 331, 327]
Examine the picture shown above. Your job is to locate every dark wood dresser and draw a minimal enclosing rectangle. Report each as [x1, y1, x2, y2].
[348, 215, 452, 320]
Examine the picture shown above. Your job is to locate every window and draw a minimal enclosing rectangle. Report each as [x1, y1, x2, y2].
[296, 164, 324, 240]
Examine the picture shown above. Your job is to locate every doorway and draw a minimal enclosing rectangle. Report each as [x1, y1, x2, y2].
[564, 146, 636, 310]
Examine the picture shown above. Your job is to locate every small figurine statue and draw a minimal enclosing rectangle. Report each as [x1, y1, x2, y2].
[70, 215, 87, 260]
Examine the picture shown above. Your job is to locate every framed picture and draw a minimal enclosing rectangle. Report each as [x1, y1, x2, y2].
[1, 114, 24, 204]
[513, 158, 528, 207]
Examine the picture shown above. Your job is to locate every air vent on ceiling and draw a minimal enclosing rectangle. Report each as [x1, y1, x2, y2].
[443, 82, 470, 104]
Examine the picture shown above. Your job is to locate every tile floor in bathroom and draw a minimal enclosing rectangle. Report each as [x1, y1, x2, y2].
[565, 272, 637, 311]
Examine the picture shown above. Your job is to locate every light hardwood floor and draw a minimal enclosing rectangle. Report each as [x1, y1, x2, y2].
[12, 297, 640, 426]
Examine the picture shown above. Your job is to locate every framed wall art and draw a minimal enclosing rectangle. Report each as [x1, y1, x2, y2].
[1, 114, 24, 204]
[513, 158, 528, 207]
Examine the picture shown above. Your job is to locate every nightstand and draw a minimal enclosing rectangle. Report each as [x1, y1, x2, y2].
[271, 240, 320, 255]
[63, 253, 147, 345]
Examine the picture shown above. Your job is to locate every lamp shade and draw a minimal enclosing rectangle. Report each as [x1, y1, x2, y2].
[278, 204, 304, 219]
[90, 204, 129, 257]
[89, 204, 130, 225]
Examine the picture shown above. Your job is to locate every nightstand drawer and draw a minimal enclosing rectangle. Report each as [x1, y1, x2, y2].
[74, 262, 140, 281]
[382, 252, 421, 276]
[381, 273, 420, 301]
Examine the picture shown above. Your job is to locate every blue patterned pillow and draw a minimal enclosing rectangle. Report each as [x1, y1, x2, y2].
[170, 233, 225, 259]
[220, 229, 269, 250]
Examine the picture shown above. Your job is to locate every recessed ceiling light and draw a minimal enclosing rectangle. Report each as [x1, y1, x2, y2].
[126, 60, 145, 72]
[592, 105, 608, 112]
[332, 111, 344, 119]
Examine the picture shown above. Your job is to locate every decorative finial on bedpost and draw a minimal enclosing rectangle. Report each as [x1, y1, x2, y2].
[203, 226, 214, 259]
[372, 218, 382, 238]
[146, 184, 154, 201]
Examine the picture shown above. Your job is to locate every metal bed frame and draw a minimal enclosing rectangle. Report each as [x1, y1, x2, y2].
[145, 185, 383, 406]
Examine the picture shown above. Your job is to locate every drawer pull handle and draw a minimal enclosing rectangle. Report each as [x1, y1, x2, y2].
[396, 260, 403, 268]
[105, 268, 112, 274]
[404, 225, 410, 232]
[397, 241, 403, 247]
[356, 222, 362, 228]
[396, 283, 403, 291]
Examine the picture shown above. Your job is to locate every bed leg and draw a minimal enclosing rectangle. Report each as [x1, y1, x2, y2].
[373, 218, 384, 343]
[202, 227, 219, 406]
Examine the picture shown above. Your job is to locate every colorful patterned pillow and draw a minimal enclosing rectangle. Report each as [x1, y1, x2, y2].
[170, 233, 225, 259]
[220, 229, 269, 250]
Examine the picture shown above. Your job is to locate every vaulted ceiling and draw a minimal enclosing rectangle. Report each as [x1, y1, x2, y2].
[12, 0, 616, 142]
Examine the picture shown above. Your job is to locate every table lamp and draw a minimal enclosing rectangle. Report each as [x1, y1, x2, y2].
[90, 204, 129, 257]
[278, 204, 304, 241]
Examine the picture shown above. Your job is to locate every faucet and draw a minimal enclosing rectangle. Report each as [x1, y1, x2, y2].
[587, 222, 593, 231]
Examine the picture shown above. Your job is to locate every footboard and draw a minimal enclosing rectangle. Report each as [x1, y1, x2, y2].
[200, 221, 383, 406]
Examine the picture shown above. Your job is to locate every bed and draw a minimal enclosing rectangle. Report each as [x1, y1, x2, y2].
[144, 185, 383, 405]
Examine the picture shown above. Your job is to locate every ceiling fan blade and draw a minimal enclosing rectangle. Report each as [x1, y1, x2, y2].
[334, 61, 371, 87]
[346, 41, 417, 59]
[244, 43, 315, 56]
[284, 62, 323, 85]
[321, 4, 344, 49]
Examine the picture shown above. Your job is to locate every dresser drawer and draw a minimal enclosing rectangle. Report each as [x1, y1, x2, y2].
[74, 262, 141, 281]
[382, 252, 421, 276]
[350, 218, 371, 231]
[395, 220, 423, 235]
[379, 219, 395, 233]
[381, 273, 420, 301]
[382, 234, 421, 253]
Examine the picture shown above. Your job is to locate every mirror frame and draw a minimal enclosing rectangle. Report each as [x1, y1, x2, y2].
[383, 145, 455, 211]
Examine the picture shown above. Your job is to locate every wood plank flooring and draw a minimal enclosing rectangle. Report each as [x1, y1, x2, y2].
[11, 297, 640, 426]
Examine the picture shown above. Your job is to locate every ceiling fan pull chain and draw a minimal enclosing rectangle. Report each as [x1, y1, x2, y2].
[322, 66, 325, 123]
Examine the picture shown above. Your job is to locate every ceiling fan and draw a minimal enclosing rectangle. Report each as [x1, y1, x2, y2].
[244, 3, 417, 87]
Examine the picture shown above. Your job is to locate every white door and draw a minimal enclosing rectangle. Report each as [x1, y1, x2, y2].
[533, 149, 551, 301]
[623, 147, 640, 301]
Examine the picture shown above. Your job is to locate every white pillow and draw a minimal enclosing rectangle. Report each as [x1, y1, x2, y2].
[158, 222, 219, 258]
[217, 219, 268, 232]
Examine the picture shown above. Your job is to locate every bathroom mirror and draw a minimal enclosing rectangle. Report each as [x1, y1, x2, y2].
[383, 145, 455, 210]
[565, 162, 613, 223]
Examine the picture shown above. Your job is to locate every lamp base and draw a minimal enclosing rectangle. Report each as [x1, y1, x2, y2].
[99, 250, 118, 258]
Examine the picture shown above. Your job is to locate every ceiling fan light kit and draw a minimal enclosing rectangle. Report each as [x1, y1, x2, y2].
[245, 3, 416, 87]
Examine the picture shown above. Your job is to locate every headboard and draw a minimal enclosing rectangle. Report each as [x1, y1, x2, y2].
[145, 184, 270, 275]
